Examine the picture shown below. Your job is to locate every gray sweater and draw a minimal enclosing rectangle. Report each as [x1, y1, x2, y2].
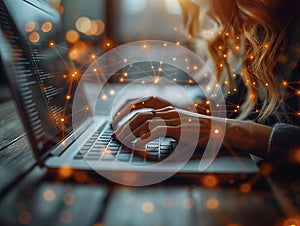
[268, 124, 300, 166]
[266, 8, 300, 166]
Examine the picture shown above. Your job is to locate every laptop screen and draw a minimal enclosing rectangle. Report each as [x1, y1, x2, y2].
[0, 0, 90, 161]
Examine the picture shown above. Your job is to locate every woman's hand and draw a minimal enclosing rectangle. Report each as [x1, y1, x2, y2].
[112, 96, 272, 158]
[112, 96, 212, 150]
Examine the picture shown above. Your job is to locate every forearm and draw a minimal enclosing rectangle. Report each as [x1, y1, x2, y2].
[224, 119, 272, 157]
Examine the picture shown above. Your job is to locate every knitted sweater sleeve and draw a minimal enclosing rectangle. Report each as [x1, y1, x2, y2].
[268, 123, 300, 166]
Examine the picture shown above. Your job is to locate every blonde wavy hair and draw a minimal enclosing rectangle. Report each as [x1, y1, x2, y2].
[179, 0, 298, 121]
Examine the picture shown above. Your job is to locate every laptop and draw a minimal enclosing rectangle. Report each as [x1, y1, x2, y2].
[0, 0, 258, 186]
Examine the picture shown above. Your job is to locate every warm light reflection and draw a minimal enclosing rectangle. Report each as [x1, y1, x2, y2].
[42, 21, 53, 32]
[239, 183, 252, 194]
[43, 189, 56, 202]
[60, 210, 73, 224]
[18, 211, 32, 225]
[206, 198, 219, 209]
[25, 22, 35, 32]
[65, 30, 80, 43]
[59, 165, 72, 178]
[183, 198, 194, 209]
[202, 174, 218, 188]
[29, 32, 40, 43]
[63, 193, 75, 205]
[75, 16, 91, 33]
[141, 201, 155, 214]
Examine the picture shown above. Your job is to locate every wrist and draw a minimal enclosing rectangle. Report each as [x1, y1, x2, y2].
[224, 119, 272, 157]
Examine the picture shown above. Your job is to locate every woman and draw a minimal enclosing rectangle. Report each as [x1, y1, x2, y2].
[112, 0, 300, 168]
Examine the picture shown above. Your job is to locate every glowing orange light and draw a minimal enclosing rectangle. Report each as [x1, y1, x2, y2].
[25, 22, 35, 32]
[29, 32, 40, 43]
[59, 165, 72, 178]
[141, 202, 155, 214]
[250, 93, 256, 99]
[188, 118, 192, 122]
[66, 95, 71, 100]
[69, 49, 79, 60]
[101, 94, 107, 100]
[176, 42, 180, 45]
[85, 19, 105, 36]
[235, 45, 240, 51]
[264, 44, 269, 48]
[259, 163, 273, 176]
[218, 46, 222, 50]
[75, 16, 91, 33]
[43, 189, 56, 202]
[202, 174, 218, 188]
[206, 198, 219, 209]
[49, 41, 55, 47]
[91, 54, 96, 59]
[120, 78, 124, 82]
[60, 118, 65, 122]
[239, 183, 252, 194]
[65, 30, 80, 43]
[106, 42, 111, 47]
[42, 21, 53, 32]
[206, 110, 210, 114]
[282, 81, 288, 86]
[250, 55, 254, 60]
[219, 63, 224, 68]
[214, 129, 219, 134]
[93, 19, 105, 35]
[296, 90, 300, 95]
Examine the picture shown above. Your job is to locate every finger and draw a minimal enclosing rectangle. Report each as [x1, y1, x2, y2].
[120, 118, 181, 146]
[111, 98, 139, 128]
[112, 96, 172, 127]
[114, 111, 154, 139]
[115, 108, 181, 141]
[135, 126, 181, 148]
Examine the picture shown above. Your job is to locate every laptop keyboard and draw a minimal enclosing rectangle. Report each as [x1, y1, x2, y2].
[73, 124, 174, 163]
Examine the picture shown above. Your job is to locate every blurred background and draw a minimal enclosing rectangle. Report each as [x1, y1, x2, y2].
[0, 0, 191, 102]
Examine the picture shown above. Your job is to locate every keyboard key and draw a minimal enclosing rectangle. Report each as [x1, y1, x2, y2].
[160, 148, 172, 154]
[117, 153, 131, 161]
[132, 155, 144, 162]
[101, 155, 115, 161]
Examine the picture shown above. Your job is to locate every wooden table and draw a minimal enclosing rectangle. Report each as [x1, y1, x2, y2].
[0, 99, 299, 226]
